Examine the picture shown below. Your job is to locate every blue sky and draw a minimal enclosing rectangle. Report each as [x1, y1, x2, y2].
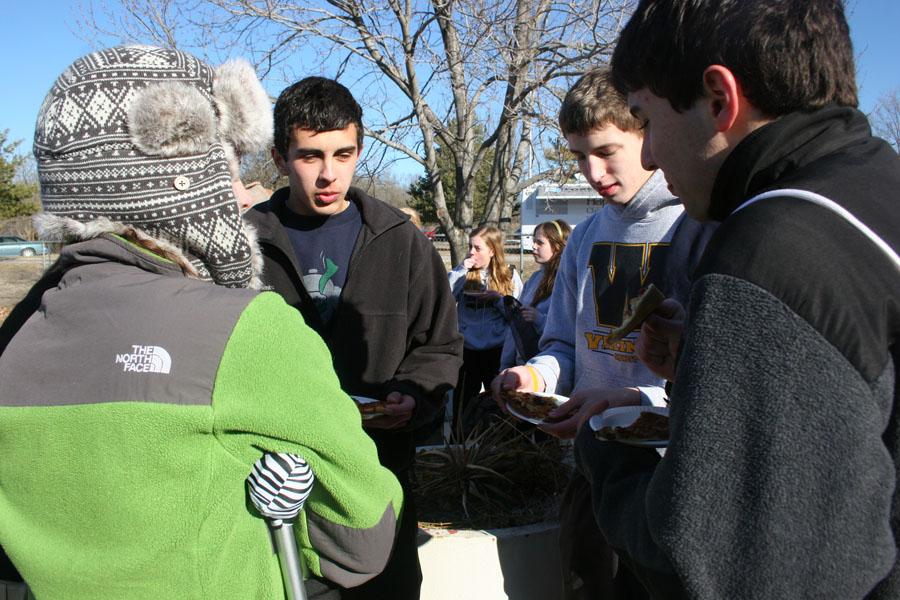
[3, 0, 898, 177]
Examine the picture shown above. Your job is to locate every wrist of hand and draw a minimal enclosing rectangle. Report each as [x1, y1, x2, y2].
[525, 366, 544, 392]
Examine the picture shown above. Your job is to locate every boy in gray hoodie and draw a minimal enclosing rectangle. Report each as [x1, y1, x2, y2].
[491, 67, 712, 598]
[491, 67, 708, 434]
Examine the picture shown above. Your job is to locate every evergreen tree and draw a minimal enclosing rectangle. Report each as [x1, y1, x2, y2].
[0, 130, 39, 220]
[408, 124, 493, 226]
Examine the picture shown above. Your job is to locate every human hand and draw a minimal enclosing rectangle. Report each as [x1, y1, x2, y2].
[519, 306, 538, 323]
[539, 387, 640, 439]
[363, 392, 415, 429]
[462, 257, 476, 270]
[636, 298, 685, 381]
[490, 366, 545, 413]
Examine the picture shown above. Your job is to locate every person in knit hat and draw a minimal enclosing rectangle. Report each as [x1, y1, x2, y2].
[0, 45, 402, 600]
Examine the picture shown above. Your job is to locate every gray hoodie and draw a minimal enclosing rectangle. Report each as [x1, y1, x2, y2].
[529, 170, 685, 405]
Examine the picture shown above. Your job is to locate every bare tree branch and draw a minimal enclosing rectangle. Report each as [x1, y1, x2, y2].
[82, 0, 633, 262]
[870, 88, 900, 152]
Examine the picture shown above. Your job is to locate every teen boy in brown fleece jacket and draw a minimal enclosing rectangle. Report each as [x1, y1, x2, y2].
[247, 77, 463, 600]
[575, 0, 900, 598]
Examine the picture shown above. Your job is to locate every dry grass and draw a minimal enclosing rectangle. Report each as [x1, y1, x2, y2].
[0, 257, 51, 322]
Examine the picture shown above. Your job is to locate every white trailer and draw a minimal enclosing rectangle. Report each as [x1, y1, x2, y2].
[517, 176, 604, 250]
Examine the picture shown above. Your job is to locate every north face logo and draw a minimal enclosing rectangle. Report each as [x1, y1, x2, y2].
[115, 345, 172, 374]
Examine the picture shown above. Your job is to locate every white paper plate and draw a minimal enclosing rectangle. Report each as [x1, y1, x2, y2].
[505, 392, 568, 425]
[589, 405, 669, 448]
[350, 395, 381, 420]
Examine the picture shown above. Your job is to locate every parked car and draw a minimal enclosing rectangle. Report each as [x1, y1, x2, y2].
[0, 236, 50, 257]
[424, 227, 448, 243]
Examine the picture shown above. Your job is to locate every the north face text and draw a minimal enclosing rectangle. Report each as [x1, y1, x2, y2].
[115, 345, 172, 374]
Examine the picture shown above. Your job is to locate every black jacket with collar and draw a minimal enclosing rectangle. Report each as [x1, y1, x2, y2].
[246, 187, 463, 468]
[576, 105, 900, 599]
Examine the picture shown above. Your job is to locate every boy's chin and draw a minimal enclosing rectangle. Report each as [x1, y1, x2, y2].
[605, 193, 634, 206]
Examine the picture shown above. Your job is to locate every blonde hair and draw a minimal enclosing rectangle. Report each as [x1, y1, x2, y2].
[399, 206, 423, 229]
[532, 220, 571, 304]
[464, 225, 515, 296]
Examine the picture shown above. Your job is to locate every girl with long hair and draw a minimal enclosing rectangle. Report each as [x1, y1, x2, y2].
[448, 226, 523, 425]
[499, 219, 572, 369]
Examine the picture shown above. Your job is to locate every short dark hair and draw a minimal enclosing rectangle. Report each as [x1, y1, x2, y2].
[273, 76, 364, 155]
[611, 0, 858, 115]
[558, 67, 643, 136]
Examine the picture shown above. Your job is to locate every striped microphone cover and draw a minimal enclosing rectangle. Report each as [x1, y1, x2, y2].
[247, 453, 315, 525]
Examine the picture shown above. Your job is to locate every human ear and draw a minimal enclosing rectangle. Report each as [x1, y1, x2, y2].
[702, 65, 742, 133]
[271, 147, 289, 175]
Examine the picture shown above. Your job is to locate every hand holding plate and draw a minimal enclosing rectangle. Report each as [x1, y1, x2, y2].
[540, 387, 641, 439]
[363, 391, 415, 430]
[490, 366, 542, 413]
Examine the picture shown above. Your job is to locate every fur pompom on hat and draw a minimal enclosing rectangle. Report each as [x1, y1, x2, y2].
[128, 82, 218, 157]
[215, 59, 273, 160]
[33, 45, 271, 288]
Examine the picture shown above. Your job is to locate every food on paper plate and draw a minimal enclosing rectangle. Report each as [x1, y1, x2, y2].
[357, 401, 389, 416]
[351, 396, 390, 418]
[502, 389, 559, 421]
[606, 284, 666, 342]
[596, 411, 669, 442]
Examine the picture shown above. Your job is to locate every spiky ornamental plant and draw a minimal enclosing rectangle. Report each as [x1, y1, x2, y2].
[414, 415, 572, 529]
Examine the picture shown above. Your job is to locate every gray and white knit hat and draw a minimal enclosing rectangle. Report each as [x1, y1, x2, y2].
[33, 45, 272, 288]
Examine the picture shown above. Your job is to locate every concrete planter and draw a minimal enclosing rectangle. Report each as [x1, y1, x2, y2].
[0, 580, 34, 600]
[417, 520, 563, 600]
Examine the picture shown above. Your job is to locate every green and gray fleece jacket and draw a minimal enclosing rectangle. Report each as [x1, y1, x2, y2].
[0, 235, 402, 600]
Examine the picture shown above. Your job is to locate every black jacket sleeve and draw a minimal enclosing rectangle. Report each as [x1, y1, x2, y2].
[384, 240, 463, 429]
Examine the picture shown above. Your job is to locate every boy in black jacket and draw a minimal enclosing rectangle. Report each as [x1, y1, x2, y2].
[575, 0, 900, 598]
[247, 77, 463, 600]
